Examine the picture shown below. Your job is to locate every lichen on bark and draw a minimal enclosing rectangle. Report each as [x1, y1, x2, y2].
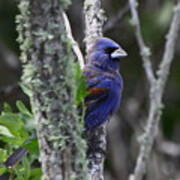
[83, 0, 107, 179]
[16, 0, 88, 179]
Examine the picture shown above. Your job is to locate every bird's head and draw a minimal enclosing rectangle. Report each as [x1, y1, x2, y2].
[87, 37, 127, 71]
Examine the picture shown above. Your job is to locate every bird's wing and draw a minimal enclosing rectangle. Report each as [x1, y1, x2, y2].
[83, 67, 111, 106]
[84, 72, 114, 130]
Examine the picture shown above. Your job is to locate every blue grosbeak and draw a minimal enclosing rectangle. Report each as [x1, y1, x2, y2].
[83, 37, 127, 130]
[3, 38, 127, 171]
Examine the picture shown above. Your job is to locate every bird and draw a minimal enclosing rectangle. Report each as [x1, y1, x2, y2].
[83, 37, 127, 130]
[3, 37, 127, 172]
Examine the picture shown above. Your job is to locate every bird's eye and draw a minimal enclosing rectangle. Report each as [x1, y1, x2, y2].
[105, 47, 118, 54]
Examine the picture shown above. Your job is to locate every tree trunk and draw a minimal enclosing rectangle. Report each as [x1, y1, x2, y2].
[84, 1, 106, 179]
[16, 0, 87, 179]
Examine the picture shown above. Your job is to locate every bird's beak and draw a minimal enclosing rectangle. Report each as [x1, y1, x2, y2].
[111, 48, 127, 59]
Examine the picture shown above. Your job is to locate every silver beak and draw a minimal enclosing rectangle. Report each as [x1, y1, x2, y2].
[111, 48, 128, 59]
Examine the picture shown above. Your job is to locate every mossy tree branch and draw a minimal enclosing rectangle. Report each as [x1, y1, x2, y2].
[16, 0, 88, 179]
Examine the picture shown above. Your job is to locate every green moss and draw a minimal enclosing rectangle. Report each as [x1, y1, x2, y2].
[16, 0, 88, 179]
[59, 32, 88, 179]
[16, 1, 32, 63]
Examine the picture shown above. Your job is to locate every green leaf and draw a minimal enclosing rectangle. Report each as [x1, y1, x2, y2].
[0, 113, 24, 136]
[30, 168, 42, 179]
[0, 125, 14, 138]
[16, 101, 32, 117]
[3, 103, 12, 113]
[0, 148, 8, 162]
[20, 83, 33, 97]
[74, 64, 88, 104]
[0, 167, 6, 175]
[15, 177, 24, 180]
[23, 138, 39, 154]
[0, 103, 40, 179]
[0, 113, 29, 145]
[0, 135, 27, 146]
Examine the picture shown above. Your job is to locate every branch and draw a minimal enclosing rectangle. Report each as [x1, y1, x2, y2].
[157, 3, 180, 93]
[62, 12, 85, 69]
[129, 2, 180, 180]
[129, 0, 155, 86]
[103, 3, 129, 32]
[83, 0, 106, 179]
[86, 125, 107, 180]
[84, 0, 105, 53]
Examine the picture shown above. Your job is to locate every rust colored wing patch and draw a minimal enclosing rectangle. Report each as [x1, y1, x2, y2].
[88, 87, 108, 96]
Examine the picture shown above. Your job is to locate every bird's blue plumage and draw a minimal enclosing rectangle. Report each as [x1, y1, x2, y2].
[83, 37, 127, 130]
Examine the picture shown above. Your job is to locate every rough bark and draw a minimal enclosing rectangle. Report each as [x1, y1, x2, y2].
[84, 0, 106, 53]
[84, 0, 106, 180]
[16, 0, 87, 179]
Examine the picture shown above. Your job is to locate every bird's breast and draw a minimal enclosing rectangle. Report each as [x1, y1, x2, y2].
[109, 73, 123, 94]
[107, 74, 123, 112]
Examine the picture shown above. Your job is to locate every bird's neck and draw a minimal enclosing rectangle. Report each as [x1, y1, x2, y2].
[90, 61, 119, 73]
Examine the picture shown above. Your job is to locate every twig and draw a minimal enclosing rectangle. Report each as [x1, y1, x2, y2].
[129, 0, 155, 86]
[62, 12, 85, 69]
[129, 1, 180, 180]
[83, 0, 106, 179]
[157, 3, 180, 92]
[103, 3, 129, 32]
